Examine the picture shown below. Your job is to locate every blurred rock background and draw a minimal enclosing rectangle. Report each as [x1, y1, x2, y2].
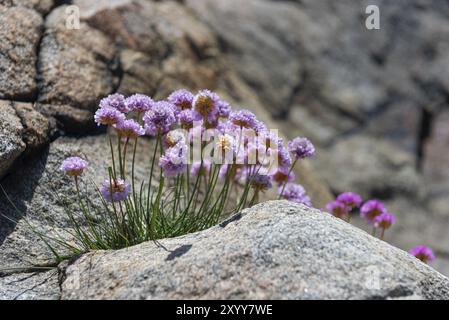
[1, 0, 449, 279]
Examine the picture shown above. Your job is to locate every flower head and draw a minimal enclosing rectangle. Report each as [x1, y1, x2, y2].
[94, 106, 125, 126]
[60, 156, 88, 177]
[114, 119, 145, 139]
[326, 200, 350, 219]
[336, 192, 363, 210]
[143, 101, 176, 136]
[217, 100, 231, 118]
[250, 173, 272, 191]
[100, 178, 131, 202]
[125, 94, 153, 113]
[168, 89, 194, 111]
[288, 137, 315, 160]
[193, 90, 220, 122]
[163, 130, 186, 148]
[360, 200, 387, 224]
[159, 143, 188, 177]
[279, 183, 312, 207]
[99, 93, 128, 113]
[409, 246, 435, 264]
[374, 212, 395, 229]
[229, 109, 258, 130]
[215, 134, 236, 161]
[178, 109, 201, 129]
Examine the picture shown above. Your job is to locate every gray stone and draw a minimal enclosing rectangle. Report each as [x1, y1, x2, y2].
[37, 6, 117, 111]
[0, 100, 26, 178]
[12, 102, 52, 154]
[315, 135, 422, 200]
[118, 49, 162, 97]
[0, 5, 43, 100]
[36, 103, 95, 134]
[11, 0, 55, 15]
[0, 270, 60, 300]
[61, 201, 449, 300]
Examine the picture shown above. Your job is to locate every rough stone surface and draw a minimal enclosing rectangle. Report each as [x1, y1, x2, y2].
[0, 100, 26, 178]
[0, 270, 60, 300]
[0, 5, 43, 100]
[37, 6, 117, 111]
[316, 135, 422, 200]
[10, 0, 55, 15]
[423, 110, 449, 217]
[61, 201, 449, 300]
[12, 102, 52, 154]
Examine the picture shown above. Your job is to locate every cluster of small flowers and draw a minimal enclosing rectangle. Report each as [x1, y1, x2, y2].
[325, 192, 435, 263]
[326, 193, 394, 229]
[63, 89, 316, 207]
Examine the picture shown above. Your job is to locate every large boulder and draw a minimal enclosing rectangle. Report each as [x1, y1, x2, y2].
[61, 201, 449, 300]
[0, 5, 43, 100]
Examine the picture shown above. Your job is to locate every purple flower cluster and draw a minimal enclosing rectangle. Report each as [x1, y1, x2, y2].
[143, 101, 177, 136]
[125, 94, 153, 113]
[159, 143, 188, 177]
[288, 137, 315, 160]
[325, 193, 400, 241]
[374, 212, 395, 229]
[250, 173, 273, 191]
[193, 90, 220, 123]
[100, 178, 131, 202]
[99, 93, 128, 113]
[279, 183, 312, 207]
[168, 89, 194, 111]
[326, 200, 351, 219]
[114, 119, 145, 139]
[94, 106, 125, 126]
[360, 199, 386, 224]
[409, 246, 435, 264]
[325, 192, 362, 220]
[60, 156, 88, 177]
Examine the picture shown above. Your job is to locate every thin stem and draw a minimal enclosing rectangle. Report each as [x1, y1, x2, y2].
[278, 158, 298, 199]
[380, 228, 385, 240]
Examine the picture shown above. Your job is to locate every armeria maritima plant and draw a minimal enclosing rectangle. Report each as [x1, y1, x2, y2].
[32, 89, 316, 257]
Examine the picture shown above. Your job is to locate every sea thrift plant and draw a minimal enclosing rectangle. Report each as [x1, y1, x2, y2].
[325, 194, 395, 239]
[37, 90, 317, 254]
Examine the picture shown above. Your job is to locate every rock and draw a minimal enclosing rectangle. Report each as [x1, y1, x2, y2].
[188, 0, 449, 152]
[118, 49, 162, 96]
[423, 110, 449, 217]
[12, 102, 52, 154]
[11, 0, 55, 15]
[315, 135, 422, 200]
[37, 6, 117, 111]
[61, 201, 449, 300]
[0, 100, 26, 178]
[74, 0, 221, 98]
[74, 0, 169, 58]
[36, 103, 96, 134]
[0, 5, 43, 100]
[187, 0, 303, 118]
[0, 270, 60, 300]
